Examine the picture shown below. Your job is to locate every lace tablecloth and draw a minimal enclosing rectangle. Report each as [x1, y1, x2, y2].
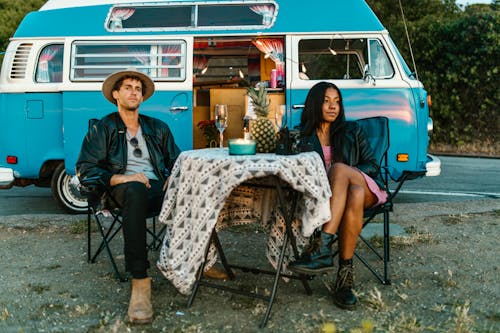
[157, 148, 331, 295]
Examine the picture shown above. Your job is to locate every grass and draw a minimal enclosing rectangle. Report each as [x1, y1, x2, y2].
[69, 219, 96, 234]
[430, 141, 500, 157]
[27, 283, 51, 294]
[362, 227, 432, 250]
[448, 301, 475, 333]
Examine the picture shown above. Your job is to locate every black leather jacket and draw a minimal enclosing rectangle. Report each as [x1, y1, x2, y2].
[76, 112, 180, 187]
[302, 121, 384, 189]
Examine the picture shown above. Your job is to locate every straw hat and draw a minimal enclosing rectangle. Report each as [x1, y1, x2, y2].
[102, 67, 155, 105]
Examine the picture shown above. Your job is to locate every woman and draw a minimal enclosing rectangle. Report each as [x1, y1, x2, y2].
[289, 82, 387, 310]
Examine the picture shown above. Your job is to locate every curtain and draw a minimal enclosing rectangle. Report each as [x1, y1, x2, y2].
[250, 5, 275, 26]
[161, 45, 182, 78]
[36, 45, 63, 82]
[130, 47, 150, 67]
[110, 8, 135, 29]
[193, 55, 209, 72]
[252, 38, 284, 80]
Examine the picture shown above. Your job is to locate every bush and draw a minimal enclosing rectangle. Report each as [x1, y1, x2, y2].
[412, 7, 499, 145]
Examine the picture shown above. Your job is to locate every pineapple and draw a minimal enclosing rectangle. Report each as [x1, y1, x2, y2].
[246, 85, 277, 153]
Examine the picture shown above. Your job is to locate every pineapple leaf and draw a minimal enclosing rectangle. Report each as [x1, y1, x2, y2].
[246, 85, 270, 117]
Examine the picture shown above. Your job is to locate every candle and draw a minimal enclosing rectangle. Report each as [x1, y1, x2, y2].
[228, 138, 257, 155]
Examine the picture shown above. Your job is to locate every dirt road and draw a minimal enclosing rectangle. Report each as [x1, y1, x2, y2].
[0, 199, 499, 332]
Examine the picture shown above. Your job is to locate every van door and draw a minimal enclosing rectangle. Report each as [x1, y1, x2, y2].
[62, 38, 194, 175]
[288, 34, 423, 179]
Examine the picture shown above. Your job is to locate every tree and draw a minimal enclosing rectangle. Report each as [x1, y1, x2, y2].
[0, 0, 45, 64]
[367, 0, 499, 150]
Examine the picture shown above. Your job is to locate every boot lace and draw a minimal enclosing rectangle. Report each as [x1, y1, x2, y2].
[334, 265, 354, 291]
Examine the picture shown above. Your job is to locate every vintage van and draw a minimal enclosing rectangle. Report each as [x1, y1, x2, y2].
[0, 0, 440, 213]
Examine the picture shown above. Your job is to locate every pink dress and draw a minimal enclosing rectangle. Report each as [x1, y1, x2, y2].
[322, 145, 387, 207]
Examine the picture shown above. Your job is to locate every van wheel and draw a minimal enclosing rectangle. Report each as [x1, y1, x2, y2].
[51, 163, 87, 214]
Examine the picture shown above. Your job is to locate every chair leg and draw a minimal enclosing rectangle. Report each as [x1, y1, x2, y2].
[355, 209, 392, 285]
[383, 210, 391, 285]
[87, 207, 92, 263]
[90, 213, 127, 282]
[146, 217, 167, 251]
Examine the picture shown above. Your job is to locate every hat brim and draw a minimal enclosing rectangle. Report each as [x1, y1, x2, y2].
[102, 68, 155, 105]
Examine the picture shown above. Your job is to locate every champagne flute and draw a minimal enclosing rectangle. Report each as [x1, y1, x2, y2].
[214, 104, 228, 148]
[275, 104, 286, 129]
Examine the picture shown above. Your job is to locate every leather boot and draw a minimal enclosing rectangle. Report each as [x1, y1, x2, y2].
[332, 261, 357, 310]
[288, 231, 336, 275]
[203, 265, 231, 280]
[128, 277, 153, 324]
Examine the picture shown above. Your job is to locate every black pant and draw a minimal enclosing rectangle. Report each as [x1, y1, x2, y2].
[111, 180, 164, 279]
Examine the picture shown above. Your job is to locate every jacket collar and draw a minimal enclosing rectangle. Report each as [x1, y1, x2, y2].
[112, 111, 154, 136]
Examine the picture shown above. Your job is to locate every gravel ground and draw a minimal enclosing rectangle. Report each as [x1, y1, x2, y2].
[0, 199, 499, 333]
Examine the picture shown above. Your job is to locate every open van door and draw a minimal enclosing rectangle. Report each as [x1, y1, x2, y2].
[59, 37, 194, 212]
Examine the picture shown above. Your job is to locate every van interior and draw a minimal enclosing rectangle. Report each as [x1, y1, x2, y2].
[192, 36, 285, 148]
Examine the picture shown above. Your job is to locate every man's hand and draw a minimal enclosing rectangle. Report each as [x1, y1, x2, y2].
[110, 173, 151, 188]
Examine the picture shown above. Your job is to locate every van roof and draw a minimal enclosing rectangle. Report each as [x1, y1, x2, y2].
[15, 0, 385, 38]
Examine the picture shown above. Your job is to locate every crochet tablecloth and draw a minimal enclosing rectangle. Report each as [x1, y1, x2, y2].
[157, 148, 331, 295]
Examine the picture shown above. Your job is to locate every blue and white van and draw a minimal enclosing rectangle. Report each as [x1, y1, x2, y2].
[0, 0, 440, 213]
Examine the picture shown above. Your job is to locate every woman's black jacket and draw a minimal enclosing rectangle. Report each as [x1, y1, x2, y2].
[301, 121, 385, 190]
[76, 112, 180, 187]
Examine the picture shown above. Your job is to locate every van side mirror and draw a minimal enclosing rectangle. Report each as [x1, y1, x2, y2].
[363, 64, 376, 86]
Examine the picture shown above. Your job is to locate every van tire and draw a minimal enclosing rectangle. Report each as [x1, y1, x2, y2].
[51, 163, 87, 214]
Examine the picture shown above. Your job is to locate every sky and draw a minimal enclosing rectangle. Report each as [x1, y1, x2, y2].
[456, 0, 492, 5]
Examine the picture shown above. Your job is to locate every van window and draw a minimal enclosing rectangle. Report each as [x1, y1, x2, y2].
[298, 38, 394, 80]
[35, 44, 64, 83]
[368, 39, 394, 78]
[70, 41, 186, 81]
[106, 2, 277, 31]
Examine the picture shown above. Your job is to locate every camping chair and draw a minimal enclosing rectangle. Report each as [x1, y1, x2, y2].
[79, 176, 166, 282]
[331, 116, 423, 285]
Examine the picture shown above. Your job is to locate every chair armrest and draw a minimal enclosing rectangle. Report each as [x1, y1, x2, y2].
[79, 176, 105, 199]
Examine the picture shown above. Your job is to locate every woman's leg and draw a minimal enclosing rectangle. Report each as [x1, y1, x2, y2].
[322, 163, 377, 237]
[338, 184, 365, 260]
[325, 164, 377, 310]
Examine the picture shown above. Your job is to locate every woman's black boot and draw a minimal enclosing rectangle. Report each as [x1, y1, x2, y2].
[332, 259, 357, 310]
[288, 231, 336, 275]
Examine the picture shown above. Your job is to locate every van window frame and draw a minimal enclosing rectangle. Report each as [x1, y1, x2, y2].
[105, 1, 278, 32]
[70, 40, 187, 82]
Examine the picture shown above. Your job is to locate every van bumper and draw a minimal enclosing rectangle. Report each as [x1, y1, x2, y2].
[425, 154, 441, 177]
[0, 167, 15, 188]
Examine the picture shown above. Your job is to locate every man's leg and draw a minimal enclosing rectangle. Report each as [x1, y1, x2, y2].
[111, 180, 163, 324]
[112, 181, 150, 278]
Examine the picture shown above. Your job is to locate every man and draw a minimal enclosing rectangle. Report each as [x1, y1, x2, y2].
[76, 68, 180, 324]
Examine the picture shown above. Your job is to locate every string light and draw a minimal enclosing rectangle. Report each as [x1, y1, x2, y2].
[200, 66, 208, 75]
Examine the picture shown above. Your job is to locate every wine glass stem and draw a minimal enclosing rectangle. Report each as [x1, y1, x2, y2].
[219, 131, 224, 149]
